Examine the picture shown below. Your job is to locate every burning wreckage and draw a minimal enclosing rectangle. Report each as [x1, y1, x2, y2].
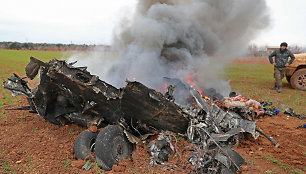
[3, 57, 278, 173]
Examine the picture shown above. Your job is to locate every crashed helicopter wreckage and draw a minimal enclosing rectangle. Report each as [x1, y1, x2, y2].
[3, 57, 276, 173]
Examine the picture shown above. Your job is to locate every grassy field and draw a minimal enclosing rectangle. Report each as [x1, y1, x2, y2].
[226, 62, 305, 113]
[0, 49, 72, 74]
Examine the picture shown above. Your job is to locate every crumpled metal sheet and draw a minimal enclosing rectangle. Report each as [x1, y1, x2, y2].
[211, 128, 243, 142]
[3, 74, 32, 97]
[25, 56, 45, 80]
[123, 129, 155, 144]
[215, 147, 245, 173]
[147, 132, 174, 165]
[181, 85, 254, 173]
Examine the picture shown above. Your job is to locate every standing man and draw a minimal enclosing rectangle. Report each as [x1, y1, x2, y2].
[268, 42, 295, 93]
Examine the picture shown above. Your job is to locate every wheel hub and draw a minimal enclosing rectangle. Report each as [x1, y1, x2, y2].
[116, 144, 123, 156]
[296, 74, 306, 87]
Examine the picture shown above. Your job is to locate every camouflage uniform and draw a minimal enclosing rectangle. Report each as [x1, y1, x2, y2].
[269, 49, 295, 88]
[273, 66, 286, 87]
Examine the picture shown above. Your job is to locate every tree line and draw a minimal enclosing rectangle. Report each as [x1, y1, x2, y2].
[0, 42, 110, 51]
[248, 44, 306, 57]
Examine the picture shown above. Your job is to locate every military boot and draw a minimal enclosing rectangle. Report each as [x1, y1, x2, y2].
[277, 87, 282, 93]
[272, 86, 277, 90]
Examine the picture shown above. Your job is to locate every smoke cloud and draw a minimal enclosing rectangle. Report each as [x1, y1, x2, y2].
[69, 0, 270, 96]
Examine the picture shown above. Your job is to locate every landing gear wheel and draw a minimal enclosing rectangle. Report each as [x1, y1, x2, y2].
[290, 69, 306, 90]
[94, 125, 133, 171]
[74, 130, 99, 160]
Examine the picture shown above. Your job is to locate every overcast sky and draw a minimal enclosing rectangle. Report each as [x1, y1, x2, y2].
[0, 0, 305, 46]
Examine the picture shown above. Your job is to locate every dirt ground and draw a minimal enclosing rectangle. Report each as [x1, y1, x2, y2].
[0, 57, 305, 174]
[0, 96, 305, 174]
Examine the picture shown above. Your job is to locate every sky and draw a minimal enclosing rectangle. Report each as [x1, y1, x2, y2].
[0, 0, 305, 46]
[252, 0, 306, 47]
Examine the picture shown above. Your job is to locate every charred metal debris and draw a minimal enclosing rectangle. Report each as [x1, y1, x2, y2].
[284, 108, 305, 120]
[3, 57, 276, 173]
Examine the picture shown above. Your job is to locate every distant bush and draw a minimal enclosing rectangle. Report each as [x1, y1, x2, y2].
[8, 42, 22, 50]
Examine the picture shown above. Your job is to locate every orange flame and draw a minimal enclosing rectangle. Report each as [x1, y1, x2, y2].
[185, 74, 210, 100]
[127, 76, 137, 81]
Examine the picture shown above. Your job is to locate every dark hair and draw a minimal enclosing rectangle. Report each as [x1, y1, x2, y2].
[280, 42, 288, 47]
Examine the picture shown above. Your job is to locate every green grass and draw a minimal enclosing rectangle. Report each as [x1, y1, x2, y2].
[0, 49, 73, 75]
[1, 114, 7, 120]
[261, 154, 303, 174]
[93, 162, 104, 174]
[226, 63, 306, 113]
[68, 129, 73, 134]
[261, 154, 290, 170]
[63, 158, 71, 168]
[79, 127, 87, 132]
[0, 68, 18, 107]
[27, 156, 33, 163]
[1, 91, 13, 106]
[1, 161, 11, 171]
[265, 167, 280, 174]
[0, 96, 3, 109]
[0, 49, 73, 112]
[27, 165, 36, 173]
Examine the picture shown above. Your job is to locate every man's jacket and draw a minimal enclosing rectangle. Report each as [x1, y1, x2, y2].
[269, 49, 295, 68]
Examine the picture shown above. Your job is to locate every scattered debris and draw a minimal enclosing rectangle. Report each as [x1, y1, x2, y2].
[260, 102, 280, 116]
[255, 128, 280, 148]
[4, 105, 31, 110]
[165, 85, 175, 101]
[83, 161, 93, 170]
[222, 95, 263, 118]
[162, 78, 258, 173]
[3, 57, 281, 173]
[188, 146, 245, 174]
[147, 131, 174, 165]
[296, 124, 306, 129]
[284, 108, 305, 120]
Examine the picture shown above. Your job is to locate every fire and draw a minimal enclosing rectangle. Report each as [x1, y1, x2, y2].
[198, 90, 210, 100]
[163, 82, 168, 93]
[185, 74, 197, 88]
[127, 76, 137, 81]
[185, 74, 210, 100]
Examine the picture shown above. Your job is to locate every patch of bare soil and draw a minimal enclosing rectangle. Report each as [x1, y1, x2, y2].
[233, 57, 271, 65]
[236, 114, 305, 173]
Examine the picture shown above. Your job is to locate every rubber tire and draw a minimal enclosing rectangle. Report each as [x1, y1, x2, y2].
[290, 69, 306, 90]
[74, 130, 99, 160]
[94, 125, 133, 171]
